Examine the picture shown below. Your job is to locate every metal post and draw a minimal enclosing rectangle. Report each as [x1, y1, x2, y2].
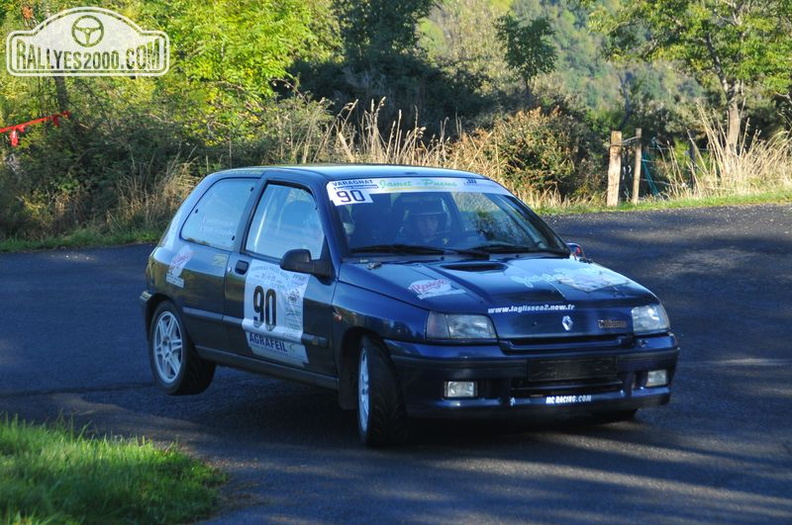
[631, 128, 642, 204]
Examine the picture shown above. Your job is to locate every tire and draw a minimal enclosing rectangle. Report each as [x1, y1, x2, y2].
[357, 337, 408, 447]
[148, 301, 215, 395]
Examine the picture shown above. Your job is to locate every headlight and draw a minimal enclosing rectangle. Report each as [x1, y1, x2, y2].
[631, 304, 670, 334]
[427, 312, 497, 340]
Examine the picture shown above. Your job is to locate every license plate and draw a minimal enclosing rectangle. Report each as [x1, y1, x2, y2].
[529, 358, 616, 381]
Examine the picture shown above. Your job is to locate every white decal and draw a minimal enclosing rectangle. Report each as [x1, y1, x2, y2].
[326, 177, 511, 206]
[166, 245, 193, 288]
[487, 303, 575, 315]
[546, 395, 592, 405]
[543, 266, 629, 293]
[242, 260, 310, 366]
[408, 279, 465, 300]
[511, 275, 541, 288]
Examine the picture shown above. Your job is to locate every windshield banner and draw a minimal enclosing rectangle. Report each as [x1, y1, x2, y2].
[327, 177, 510, 206]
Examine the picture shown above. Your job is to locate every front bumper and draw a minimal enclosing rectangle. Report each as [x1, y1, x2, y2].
[386, 336, 679, 419]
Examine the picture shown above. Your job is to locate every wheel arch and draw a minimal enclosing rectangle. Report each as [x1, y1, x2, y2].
[143, 293, 173, 333]
[337, 327, 384, 410]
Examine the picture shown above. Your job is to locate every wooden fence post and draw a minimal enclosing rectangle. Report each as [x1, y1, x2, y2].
[631, 128, 642, 204]
[607, 130, 622, 207]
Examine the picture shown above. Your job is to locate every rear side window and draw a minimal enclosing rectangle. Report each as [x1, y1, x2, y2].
[181, 179, 255, 250]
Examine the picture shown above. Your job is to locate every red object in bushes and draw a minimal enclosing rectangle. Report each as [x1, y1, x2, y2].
[0, 111, 71, 147]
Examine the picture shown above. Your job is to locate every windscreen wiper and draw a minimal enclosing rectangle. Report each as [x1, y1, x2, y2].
[469, 242, 569, 257]
[350, 244, 491, 259]
[350, 244, 447, 255]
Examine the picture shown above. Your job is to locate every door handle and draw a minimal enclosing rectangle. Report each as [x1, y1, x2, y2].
[235, 260, 249, 275]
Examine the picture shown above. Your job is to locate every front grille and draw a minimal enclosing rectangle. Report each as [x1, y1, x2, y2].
[503, 334, 634, 353]
[511, 357, 625, 398]
[511, 376, 625, 398]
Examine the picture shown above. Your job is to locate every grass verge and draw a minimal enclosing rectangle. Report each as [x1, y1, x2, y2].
[0, 415, 225, 525]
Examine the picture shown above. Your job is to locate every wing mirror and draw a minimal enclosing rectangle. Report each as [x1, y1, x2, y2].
[280, 249, 333, 278]
[566, 242, 591, 262]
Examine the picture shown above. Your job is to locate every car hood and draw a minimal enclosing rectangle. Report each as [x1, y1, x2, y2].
[339, 256, 658, 338]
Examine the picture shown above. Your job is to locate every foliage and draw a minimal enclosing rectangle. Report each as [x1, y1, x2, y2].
[591, 0, 792, 150]
[449, 106, 605, 201]
[420, 0, 513, 98]
[144, 0, 319, 139]
[334, 0, 435, 63]
[495, 13, 557, 95]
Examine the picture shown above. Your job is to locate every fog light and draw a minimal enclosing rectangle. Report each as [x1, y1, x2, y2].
[444, 381, 477, 398]
[646, 369, 668, 387]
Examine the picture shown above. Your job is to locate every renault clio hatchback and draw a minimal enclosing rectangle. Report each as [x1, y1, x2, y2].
[140, 165, 679, 446]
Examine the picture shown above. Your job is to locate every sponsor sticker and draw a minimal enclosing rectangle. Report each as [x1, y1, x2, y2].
[166, 246, 193, 288]
[327, 177, 511, 206]
[545, 395, 593, 405]
[242, 260, 310, 366]
[408, 279, 466, 300]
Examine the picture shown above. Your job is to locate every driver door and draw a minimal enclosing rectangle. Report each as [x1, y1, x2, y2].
[225, 183, 336, 376]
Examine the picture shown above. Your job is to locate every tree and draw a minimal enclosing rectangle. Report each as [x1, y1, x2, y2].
[592, 0, 792, 152]
[147, 0, 318, 139]
[496, 13, 557, 101]
[334, 0, 435, 63]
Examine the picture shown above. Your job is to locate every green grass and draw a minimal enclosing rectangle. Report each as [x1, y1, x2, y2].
[534, 189, 792, 216]
[0, 228, 162, 253]
[0, 415, 225, 525]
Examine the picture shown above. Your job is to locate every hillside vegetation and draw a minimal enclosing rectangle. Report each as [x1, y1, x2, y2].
[0, 0, 790, 242]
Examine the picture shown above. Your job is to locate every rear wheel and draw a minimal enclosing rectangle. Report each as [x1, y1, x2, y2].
[357, 337, 408, 447]
[149, 301, 215, 395]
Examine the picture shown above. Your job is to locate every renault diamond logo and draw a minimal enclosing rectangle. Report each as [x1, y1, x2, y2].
[562, 315, 574, 331]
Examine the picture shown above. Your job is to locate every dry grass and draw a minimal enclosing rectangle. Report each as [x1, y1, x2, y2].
[120, 102, 792, 234]
[110, 157, 196, 233]
[664, 107, 792, 199]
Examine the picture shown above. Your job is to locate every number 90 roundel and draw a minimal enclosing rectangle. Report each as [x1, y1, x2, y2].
[241, 260, 310, 367]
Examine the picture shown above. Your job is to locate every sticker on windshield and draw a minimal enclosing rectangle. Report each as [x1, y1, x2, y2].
[327, 177, 510, 206]
[242, 260, 310, 366]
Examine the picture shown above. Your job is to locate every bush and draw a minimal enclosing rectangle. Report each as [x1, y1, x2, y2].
[450, 107, 605, 201]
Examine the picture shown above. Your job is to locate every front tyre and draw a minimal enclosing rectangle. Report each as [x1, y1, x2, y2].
[357, 337, 408, 447]
[149, 301, 215, 395]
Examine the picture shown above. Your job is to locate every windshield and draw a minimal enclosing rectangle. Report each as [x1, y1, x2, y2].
[327, 177, 569, 257]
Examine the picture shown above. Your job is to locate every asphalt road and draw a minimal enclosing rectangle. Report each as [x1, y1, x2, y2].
[1, 204, 790, 524]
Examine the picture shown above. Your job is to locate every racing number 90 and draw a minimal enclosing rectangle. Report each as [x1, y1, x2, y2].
[253, 285, 276, 331]
[335, 189, 367, 203]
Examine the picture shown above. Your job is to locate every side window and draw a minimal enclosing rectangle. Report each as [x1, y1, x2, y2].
[181, 179, 255, 250]
[245, 185, 325, 260]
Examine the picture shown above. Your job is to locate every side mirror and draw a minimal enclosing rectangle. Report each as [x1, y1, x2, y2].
[566, 242, 591, 262]
[280, 249, 332, 278]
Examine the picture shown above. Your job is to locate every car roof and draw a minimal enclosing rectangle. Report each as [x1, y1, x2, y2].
[213, 164, 489, 184]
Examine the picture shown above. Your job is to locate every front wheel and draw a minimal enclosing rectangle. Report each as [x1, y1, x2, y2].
[357, 337, 408, 447]
[149, 301, 215, 395]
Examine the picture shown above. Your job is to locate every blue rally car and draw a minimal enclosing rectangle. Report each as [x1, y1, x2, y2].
[140, 165, 679, 446]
